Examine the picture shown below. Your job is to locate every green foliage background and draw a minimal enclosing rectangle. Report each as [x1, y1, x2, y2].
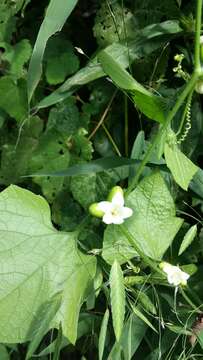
[0, 0, 203, 359]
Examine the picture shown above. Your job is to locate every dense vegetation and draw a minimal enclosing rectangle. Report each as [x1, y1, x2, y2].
[0, 0, 203, 359]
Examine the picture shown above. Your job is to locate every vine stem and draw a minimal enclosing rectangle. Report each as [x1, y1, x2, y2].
[120, 224, 163, 275]
[179, 288, 201, 313]
[194, 0, 203, 72]
[125, 73, 198, 196]
[126, 0, 203, 196]
[124, 95, 129, 156]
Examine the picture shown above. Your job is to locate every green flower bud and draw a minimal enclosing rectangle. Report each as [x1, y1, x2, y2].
[89, 203, 104, 218]
[195, 80, 203, 94]
[107, 186, 123, 201]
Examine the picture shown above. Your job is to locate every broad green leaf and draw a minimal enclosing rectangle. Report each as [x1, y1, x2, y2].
[0, 39, 32, 79]
[98, 50, 165, 123]
[99, 309, 109, 360]
[0, 345, 9, 360]
[47, 97, 81, 136]
[178, 225, 197, 255]
[110, 260, 125, 342]
[93, 2, 136, 47]
[26, 294, 62, 360]
[28, 130, 70, 202]
[0, 76, 28, 122]
[70, 171, 120, 210]
[0, 185, 96, 343]
[190, 168, 203, 199]
[0, 116, 43, 185]
[36, 21, 181, 109]
[164, 142, 198, 191]
[130, 304, 157, 333]
[44, 38, 79, 85]
[103, 172, 183, 263]
[27, 0, 78, 102]
[0, 0, 26, 42]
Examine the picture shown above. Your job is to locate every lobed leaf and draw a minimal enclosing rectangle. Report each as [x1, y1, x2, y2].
[0, 185, 96, 343]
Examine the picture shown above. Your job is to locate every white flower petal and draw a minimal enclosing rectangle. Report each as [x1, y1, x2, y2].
[111, 192, 124, 207]
[97, 201, 113, 213]
[121, 206, 133, 219]
[161, 262, 190, 286]
[102, 212, 115, 224]
[112, 215, 124, 225]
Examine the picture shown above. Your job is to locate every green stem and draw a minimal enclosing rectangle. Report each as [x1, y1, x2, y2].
[120, 224, 163, 275]
[102, 123, 122, 156]
[180, 287, 201, 313]
[126, 73, 198, 196]
[124, 94, 129, 156]
[194, 0, 203, 72]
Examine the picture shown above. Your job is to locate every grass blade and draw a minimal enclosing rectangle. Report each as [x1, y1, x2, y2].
[130, 302, 157, 333]
[35, 21, 181, 109]
[99, 309, 110, 360]
[98, 50, 166, 123]
[25, 157, 138, 177]
[27, 0, 78, 103]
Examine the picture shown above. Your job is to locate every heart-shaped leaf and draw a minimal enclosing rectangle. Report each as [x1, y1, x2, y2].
[0, 185, 96, 344]
[102, 172, 183, 263]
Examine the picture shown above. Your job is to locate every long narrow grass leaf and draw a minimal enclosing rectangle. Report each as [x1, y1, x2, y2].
[27, 0, 78, 102]
[99, 309, 110, 360]
[110, 260, 125, 342]
[130, 303, 157, 333]
[25, 157, 138, 177]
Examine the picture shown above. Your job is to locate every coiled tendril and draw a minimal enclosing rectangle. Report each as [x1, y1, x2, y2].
[176, 94, 192, 145]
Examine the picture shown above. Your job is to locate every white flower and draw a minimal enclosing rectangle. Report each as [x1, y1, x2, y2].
[160, 262, 190, 286]
[89, 186, 133, 224]
[97, 189, 133, 225]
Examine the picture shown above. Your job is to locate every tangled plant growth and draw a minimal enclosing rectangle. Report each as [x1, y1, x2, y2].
[1, 0, 203, 359]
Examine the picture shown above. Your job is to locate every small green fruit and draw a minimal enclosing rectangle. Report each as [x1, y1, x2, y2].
[89, 203, 104, 218]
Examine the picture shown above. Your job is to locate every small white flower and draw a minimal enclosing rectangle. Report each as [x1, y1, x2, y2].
[89, 186, 133, 224]
[160, 262, 190, 286]
[97, 187, 133, 225]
